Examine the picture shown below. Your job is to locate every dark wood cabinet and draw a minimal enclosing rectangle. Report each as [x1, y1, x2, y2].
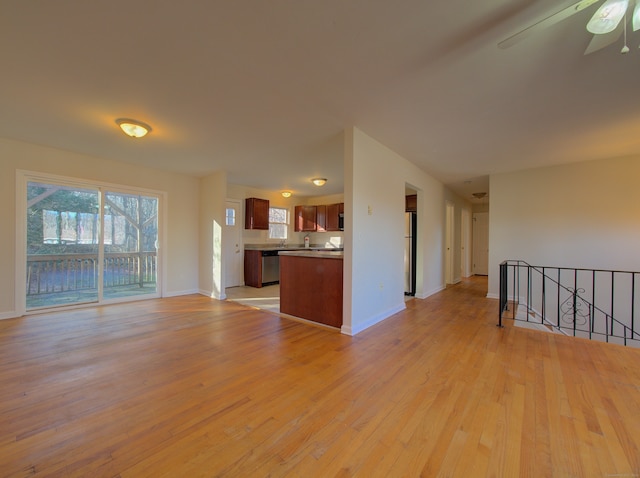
[325, 203, 343, 231]
[294, 205, 317, 232]
[295, 202, 344, 232]
[245, 197, 269, 230]
[243, 250, 262, 287]
[280, 254, 343, 328]
[316, 205, 327, 232]
[405, 194, 417, 212]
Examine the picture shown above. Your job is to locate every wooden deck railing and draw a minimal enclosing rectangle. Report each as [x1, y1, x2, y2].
[26, 252, 157, 296]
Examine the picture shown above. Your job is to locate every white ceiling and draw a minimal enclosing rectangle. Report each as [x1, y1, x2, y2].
[2, 1, 639, 201]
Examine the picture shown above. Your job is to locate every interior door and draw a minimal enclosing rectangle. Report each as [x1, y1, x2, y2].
[445, 202, 455, 284]
[224, 200, 243, 288]
[473, 212, 489, 275]
[461, 208, 471, 277]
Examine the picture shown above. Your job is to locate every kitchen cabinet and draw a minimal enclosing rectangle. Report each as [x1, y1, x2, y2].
[295, 203, 344, 232]
[244, 249, 279, 288]
[279, 252, 343, 328]
[294, 205, 317, 232]
[325, 203, 343, 231]
[405, 195, 417, 212]
[243, 250, 263, 287]
[316, 205, 327, 232]
[245, 197, 269, 230]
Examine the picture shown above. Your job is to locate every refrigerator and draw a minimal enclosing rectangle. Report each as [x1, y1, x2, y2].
[404, 212, 417, 296]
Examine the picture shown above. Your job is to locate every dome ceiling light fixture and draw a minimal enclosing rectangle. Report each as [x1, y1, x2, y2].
[311, 178, 327, 187]
[116, 118, 152, 138]
[281, 191, 292, 198]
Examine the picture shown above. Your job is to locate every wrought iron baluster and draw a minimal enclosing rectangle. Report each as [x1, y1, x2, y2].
[633, 273, 636, 340]
[610, 271, 614, 337]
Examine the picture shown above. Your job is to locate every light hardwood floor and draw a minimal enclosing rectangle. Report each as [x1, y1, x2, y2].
[1, 277, 639, 477]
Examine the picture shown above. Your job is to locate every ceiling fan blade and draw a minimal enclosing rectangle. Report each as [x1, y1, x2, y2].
[586, 0, 628, 34]
[633, 0, 640, 30]
[499, 0, 602, 49]
[583, 25, 623, 53]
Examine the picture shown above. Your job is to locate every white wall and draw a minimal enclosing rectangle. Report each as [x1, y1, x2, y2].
[343, 128, 460, 335]
[199, 172, 227, 299]
[0, 138, 200, 318]
[488, 156, 640, 297]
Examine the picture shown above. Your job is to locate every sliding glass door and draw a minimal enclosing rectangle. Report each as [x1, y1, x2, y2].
[26, 182, 100, 309]
[25, 179, 159, 311]
[103, 191, 158, 300]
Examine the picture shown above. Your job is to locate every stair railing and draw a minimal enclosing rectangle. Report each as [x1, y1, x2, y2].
[499, 260, 638, 347]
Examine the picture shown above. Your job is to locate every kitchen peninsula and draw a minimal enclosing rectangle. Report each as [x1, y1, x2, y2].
[278, 250, 343, 328]
[244, 244, 342, 288]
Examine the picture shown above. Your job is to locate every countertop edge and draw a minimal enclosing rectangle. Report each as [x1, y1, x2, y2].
[278, 250, 344, 259]
[245, 245, 343, 252]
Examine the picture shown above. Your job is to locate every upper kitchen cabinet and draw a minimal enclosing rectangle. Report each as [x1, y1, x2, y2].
[245, 197, 269, 230]
[294, 205, 317, 232]
[405, 195, 417, 212]
[295, 203, 344, 232]
[325, 203, 344, 231]
[316, 205, 327, 232]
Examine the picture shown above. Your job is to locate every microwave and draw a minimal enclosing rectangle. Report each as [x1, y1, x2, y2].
[338, 212, 344, 231]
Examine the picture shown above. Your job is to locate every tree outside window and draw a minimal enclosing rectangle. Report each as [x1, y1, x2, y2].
[269, 207, 288, 240]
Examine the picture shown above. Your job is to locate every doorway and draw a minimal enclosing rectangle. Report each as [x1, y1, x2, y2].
[461, 208, 471, 277]
[472, 212, 489, 275]
[445, 201, 455, 284]
[405, 188, 417, 296]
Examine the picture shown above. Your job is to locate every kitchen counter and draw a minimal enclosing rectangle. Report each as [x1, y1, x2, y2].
[278, 250, 344, 259]
[243, 245, 343, 288]
[244, 244, 343, 252]
[279, 251, 343, 328]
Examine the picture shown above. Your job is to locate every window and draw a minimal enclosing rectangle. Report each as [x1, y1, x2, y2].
[225, 208, 236, 226]
[268, 207, 288, 239]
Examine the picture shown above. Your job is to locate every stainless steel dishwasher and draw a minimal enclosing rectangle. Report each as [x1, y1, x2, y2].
[261, 250, 280, 285]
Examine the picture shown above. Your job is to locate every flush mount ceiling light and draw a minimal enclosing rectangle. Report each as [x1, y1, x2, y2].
[281, 191, 292, 198]
[311, 178, 327, 187]
[472, 192, 487, 200]
[116, 118, 152, 138]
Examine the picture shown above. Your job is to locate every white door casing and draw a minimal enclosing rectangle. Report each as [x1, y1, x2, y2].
[461, 208, 471, 278]
[472, 212, 489, 275]
[224, 199, 243, 288]
[445, 202, 455, 284]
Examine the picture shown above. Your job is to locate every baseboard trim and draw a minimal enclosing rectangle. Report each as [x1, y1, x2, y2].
[197, 289, 226, 300]
[416, 284, 445, 300]
[0, 311, 20, 320]
[342, 302, 407, 336]
[165, 289, 200, 298]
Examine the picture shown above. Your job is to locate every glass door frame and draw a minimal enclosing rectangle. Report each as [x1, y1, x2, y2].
[16, 170, 165, 316]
